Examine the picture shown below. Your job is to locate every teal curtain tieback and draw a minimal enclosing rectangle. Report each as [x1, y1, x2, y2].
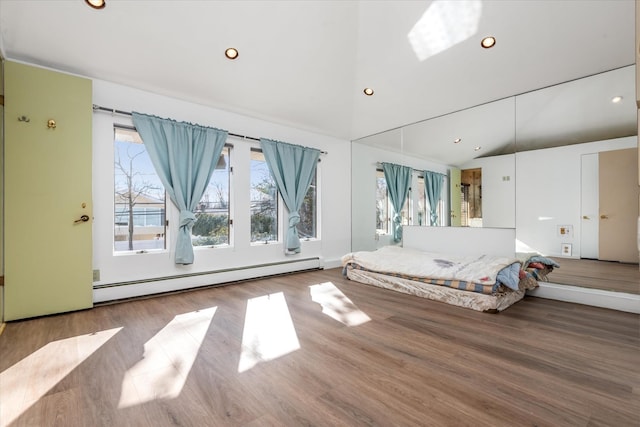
[179, 210, 196, 228]
[288, 211, 300, 227]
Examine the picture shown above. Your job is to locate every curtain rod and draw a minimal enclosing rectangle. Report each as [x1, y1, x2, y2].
[376, 162, 448, 177]
[93, 104, 327, 154]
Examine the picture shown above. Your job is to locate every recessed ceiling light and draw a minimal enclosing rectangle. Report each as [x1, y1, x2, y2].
[454, 138, 462, 144]
[363, 88, 374, 96]
[225, 48, 239, 60]
[474, 146, 482, 151]
[611, 95, 623, 103]
[85, 0, 106, 9]
[481, 36, 496, 49]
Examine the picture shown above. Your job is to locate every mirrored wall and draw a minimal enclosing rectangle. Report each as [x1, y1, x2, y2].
[351, 64, 637, 292]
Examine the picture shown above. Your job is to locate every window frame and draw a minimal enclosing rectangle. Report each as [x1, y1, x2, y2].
[192, 143, 234, 249]
[249, 147, 281, 245]
[113, 124, 168, 255]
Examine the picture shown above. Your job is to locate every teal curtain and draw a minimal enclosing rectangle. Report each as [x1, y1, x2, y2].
[424, 171, 445, 226]
[260, 138, 320, 254]
[382, 162, 412, 242]
[132, 112, 228, 264]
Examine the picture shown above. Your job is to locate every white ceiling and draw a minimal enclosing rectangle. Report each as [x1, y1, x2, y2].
[0, 0, 635, 144]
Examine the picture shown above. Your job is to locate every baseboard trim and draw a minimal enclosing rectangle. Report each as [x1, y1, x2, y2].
[93, 258, 321, 303]
[528, 282, 640, 314]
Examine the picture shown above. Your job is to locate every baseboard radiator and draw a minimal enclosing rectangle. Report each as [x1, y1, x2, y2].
[93, 257, 321, 304]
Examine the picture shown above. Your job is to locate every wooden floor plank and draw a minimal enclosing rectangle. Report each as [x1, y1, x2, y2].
[1, 268, 638, 427]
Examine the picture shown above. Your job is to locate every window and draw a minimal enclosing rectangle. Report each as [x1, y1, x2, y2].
[298, 170, 317, 239]
[191, 146, 232, 247]
[400, 190, 411, 226]
[418, 174, 447, 226]
[250, 149, 278, 242]
[417, 175, 426, 226]
[376, 169, 411, 233]
[375, 169, 388, 233]
[113, 126, 166, 252]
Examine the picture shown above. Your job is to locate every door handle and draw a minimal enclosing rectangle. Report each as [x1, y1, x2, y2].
[74, 215, 90, 224]
[582, 215, 590, 220]
[600, 214, 609, 220]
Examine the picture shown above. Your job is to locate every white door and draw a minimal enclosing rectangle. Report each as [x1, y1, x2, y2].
[580, 153, 599, 259]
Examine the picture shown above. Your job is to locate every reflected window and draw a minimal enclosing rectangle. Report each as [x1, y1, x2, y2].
[418, 174, 446, 227]
[376, 169, 411, 233]
[375, 169, 389, 233]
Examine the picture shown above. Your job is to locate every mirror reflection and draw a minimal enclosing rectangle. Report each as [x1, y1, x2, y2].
[351, 65, 638, 294]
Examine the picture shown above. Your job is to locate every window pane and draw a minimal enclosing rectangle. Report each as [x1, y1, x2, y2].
[250, 150, 278, 242]
[400, 190, 411, 225]
[375, 170, 388, 233]
[298, 171, 317, 239]
[417, 176, 427, 226]
[114, 127, 166, 252]
[192, 146, 231, 247]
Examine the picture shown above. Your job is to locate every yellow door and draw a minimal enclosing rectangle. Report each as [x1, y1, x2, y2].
[598, 148, 639, 263]
[449, 168, 461, 226]
[4, 62, 93, 320]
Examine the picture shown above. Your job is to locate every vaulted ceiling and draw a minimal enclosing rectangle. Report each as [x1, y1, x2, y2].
[0, 0, 635, 143]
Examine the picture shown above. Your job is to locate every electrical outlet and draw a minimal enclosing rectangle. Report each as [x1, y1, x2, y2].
[93, 269, 100, 282]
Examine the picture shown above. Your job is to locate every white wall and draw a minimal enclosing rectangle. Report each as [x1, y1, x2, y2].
[460, 154, 516, 228]
[515, 136, 636, 257]
[92, 79, 351, 300]
[351, 141, 449, 252]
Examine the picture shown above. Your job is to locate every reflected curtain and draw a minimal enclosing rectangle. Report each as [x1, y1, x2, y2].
[382, 162, 412, 242]
[424, 170, 445, 226]
[260, 138, 320, 254]
[132, 112, 228, 264]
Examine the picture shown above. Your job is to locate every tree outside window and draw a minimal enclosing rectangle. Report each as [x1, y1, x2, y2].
[192, 146, 231, 247]
[250, 149, 278, 242]
[113, 127, 166, 252]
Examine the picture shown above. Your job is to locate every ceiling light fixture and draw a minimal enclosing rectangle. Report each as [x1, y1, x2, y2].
[363, 88, 374, 96]
[474, 146, 482, 151]
[85, 0, 106, 9]
[225, 48, 239, 60]
[611, 95, 623, 103]
[454, 138, 462, 144]
[481, 36, 496, 49]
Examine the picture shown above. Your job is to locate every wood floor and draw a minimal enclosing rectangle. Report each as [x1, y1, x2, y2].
[1, 268, 638, 427]
[548, 257, 640, 294]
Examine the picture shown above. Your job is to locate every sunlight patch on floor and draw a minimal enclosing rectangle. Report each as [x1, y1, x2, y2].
[118, 307, 216, 408]
[0, 327, 122, 427]
[238, 292, 300, 373]
[309, 282, 371, 327]
[408, 0, 481, 61]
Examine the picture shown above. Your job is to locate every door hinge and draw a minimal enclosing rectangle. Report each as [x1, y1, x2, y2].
[229, 218, 233, 226]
